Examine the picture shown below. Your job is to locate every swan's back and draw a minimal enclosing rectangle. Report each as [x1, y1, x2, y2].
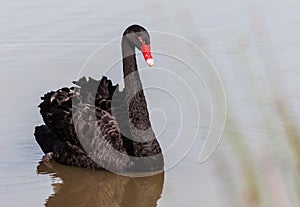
[35, 76, 131, 170]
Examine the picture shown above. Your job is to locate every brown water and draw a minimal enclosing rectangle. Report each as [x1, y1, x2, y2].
[37, 162, 164, 207]
[1, 0, 300, 206]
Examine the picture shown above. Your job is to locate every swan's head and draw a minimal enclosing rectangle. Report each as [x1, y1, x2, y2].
[123, 25, 154, 67]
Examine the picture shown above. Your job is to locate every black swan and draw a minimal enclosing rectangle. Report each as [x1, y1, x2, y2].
[34, 25, 164, 173]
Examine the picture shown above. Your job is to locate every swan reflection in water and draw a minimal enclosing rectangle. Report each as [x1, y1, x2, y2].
[37, 161, 164, 207]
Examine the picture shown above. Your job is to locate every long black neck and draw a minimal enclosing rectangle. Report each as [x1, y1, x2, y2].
[121, 37, 139, 79]
[120, 27, 164, 171]
[121, 36, 156, 146]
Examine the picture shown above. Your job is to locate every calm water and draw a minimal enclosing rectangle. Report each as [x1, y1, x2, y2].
[1, 0, 300, 206]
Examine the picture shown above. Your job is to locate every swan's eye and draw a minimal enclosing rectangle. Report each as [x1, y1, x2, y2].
[138, 36, 144, 43]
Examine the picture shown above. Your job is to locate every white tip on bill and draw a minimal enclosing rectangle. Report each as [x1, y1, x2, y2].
[146, 58, 154, 67]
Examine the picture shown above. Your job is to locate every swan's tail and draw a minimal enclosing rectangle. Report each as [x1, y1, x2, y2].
[34, 125, 58, 154]
[72, 76, 119, 113]
[72, 76, 118, 98]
